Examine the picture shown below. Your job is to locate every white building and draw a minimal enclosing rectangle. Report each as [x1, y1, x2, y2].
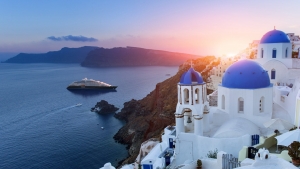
[124, 30, 300, 169]
[218, 60, 273, 128]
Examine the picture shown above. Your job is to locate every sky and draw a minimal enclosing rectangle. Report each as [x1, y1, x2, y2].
[0, 0, 300, 56]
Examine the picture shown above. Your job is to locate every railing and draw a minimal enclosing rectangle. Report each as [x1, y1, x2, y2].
[222, 154, 240, 169]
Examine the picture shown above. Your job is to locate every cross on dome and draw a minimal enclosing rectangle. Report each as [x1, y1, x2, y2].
[190, 60, 194, 68]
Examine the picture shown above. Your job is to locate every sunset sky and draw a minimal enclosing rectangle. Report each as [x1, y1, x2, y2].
[1, 0, 300, 56]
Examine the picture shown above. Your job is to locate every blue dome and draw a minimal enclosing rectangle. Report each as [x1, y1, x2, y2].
[260, 29, 290, 44]
[222, 60, 271, 89]
[179, 68, 204, 85]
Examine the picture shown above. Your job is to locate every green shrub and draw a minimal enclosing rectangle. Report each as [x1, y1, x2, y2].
[206, 148, 218, 159]
[197, 159, 202, 167]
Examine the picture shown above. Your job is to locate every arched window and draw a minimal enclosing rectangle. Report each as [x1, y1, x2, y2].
[261, 48, 264, 58]
[184, 88, 189, 104]
[179, 88, 182, 104]
[271, 69, 276, 80]
[272, 48, 277, 58]
[195, 88, 199, 104]
[238, 97, 244, 113]
[222, 95, 225, 109]
[259, 97, 264, 112]
[285, 48, 288, 58]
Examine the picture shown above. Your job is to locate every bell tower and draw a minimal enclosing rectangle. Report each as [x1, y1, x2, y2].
[175, 64, 209, 136]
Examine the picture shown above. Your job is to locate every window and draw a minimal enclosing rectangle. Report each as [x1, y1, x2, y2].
[184, 89, 189, 104]
[285, 48, 288, 58]
[271, 69, 276, 79]
[259, 97, 264, 112]
[238, 97, 244, 113]
[179, 88, 182, 104]
[222, 95, 225, 109]
[195, 88, 199, 103]
[272, 49, 277, 58]
[261, 49, 264, 58]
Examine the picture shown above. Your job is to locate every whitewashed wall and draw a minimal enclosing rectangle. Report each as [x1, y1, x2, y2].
[263, 60, 288, 84]
[217, 86, 273, 128]
[256, 43, 292, 68]
[175, 133, 250, 165]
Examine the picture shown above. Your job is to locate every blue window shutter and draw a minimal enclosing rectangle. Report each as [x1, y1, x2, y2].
[271, 70, 276, 79]
[272, 50, 276, 58]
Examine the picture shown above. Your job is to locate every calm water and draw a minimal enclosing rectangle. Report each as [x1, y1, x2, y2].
[0, 63, 178, 169]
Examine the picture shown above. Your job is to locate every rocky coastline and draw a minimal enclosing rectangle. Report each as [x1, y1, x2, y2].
[113, 56, 219, 167]
[91, 100, 119, 114]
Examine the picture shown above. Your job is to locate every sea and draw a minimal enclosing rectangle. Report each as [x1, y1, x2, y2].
[0, 63, 178, 169]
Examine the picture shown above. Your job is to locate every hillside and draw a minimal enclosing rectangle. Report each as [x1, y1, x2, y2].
[4, 46, 98, 63]
[113, 56, 220, 166]
[81, 46, 200, 67]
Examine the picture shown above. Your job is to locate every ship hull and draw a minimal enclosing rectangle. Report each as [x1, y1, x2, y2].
[67, 86, 117, 90]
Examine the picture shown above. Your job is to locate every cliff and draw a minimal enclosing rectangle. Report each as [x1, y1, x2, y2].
[113, 56, 220, 166]
[4, 46, 98, 63]
[81, 46, 200, 67]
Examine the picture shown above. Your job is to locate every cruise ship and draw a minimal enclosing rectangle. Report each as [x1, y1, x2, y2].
[67, 78, 117, 90]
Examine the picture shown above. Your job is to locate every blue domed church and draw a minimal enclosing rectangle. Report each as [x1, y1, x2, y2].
[255, 29, 293, 85]
[218, 59, 273, 127]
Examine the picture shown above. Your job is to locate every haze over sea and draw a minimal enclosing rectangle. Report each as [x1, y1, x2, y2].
[0, 63, 178, 169]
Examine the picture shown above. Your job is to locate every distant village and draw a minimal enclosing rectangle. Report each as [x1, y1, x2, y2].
[101, 30, 300, 169]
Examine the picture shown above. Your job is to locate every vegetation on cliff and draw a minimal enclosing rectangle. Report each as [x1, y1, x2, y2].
[113, 56, 219, 165]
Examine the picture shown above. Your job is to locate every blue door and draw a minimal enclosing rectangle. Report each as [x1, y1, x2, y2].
[272, 49, 276, 58]
[169, 138, 173, 148]
[143, 164, 153, 169]
[165, 156, 171, 166]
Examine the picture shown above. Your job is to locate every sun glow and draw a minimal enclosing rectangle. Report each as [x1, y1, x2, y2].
[226, 53, 237, 58]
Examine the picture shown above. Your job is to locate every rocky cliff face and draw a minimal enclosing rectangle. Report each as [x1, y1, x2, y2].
[4, 46, 98, 63]
[113, 56, 219, 166]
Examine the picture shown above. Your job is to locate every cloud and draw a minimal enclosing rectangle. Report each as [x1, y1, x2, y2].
[47, 35, 98, 42]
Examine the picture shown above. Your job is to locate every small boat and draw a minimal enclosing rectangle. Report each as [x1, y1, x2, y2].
[67, 78, 117, 90]
[75, 103, 82, 107]
[101, 127, 104, 130]
[166, 74, 171, 76]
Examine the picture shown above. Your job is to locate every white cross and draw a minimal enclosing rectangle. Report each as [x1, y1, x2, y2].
[190, 60, 194, 68]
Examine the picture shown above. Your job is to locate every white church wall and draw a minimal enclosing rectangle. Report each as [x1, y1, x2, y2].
[212, 110, 230, 126]
[256, 43, 292, 68]
[252, 88, 273, 118]
[218, 86, 272, 128]
[292, 58, 300, 68]
[263, 60, 288, 84]
[175, 133, 251, 165]
[288, 69, 300, 83]
[196, 135, 250, 159]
